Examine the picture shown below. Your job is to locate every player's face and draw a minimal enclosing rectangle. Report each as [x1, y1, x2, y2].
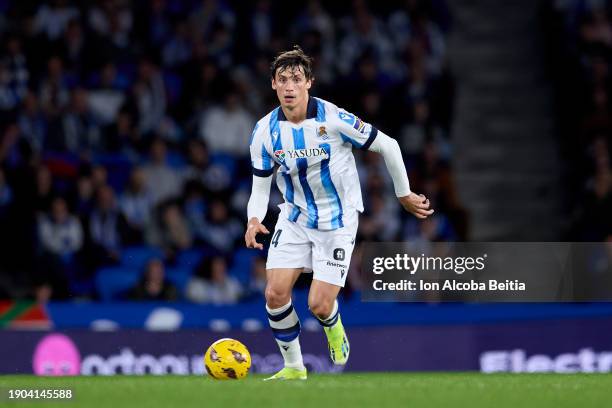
[271, 66, 312, 110]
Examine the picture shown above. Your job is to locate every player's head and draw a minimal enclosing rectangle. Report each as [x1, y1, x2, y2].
[270, 46, 313, 110]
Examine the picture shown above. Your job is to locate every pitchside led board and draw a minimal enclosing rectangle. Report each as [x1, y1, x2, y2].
[360, 242, 612, 302]
[2, 318, 612, 375]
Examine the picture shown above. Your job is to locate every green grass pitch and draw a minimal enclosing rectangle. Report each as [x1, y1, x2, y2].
[1, 373, 611, 408]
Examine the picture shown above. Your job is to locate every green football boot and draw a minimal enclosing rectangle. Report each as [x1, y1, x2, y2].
[323, 315, 350, 365]
[263, 366, 308, 381]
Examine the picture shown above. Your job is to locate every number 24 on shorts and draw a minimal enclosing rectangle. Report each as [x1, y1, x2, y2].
[271, 229, 282, 247]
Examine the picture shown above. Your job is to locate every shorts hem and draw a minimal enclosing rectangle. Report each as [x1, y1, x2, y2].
[311, 274, 346, 288]
[266, 262, 311, 270]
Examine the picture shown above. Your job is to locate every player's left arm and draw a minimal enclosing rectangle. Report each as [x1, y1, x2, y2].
[333, 109, 433, 219]
[368, 132, 434, 219]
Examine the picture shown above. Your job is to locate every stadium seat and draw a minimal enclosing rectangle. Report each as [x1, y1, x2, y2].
[121, 246, 164, 269]
[175, 247, 217, 269]
[230, 248, 261, 286]
[166, 151, 187, 168]
[93, 154, 133, 192]
[95, 266, 140, 301]
[176, 249, 204, 269]
[165, 266, 193, 295]
[210, 153, 237, 178]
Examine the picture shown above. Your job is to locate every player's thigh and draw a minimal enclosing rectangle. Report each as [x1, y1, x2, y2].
[265, 215, 312, 308]
[308, 278, 342, 317]
[310, 212, 358, 288]
[266, 213, 312, 271]
[265, 267, 304, 308]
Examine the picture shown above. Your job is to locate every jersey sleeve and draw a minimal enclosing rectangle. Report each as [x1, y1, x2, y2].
[333, 108, 379, 150]
[249, 121, 275, 177]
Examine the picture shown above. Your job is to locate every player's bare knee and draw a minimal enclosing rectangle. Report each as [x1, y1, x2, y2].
[308, 297, 334, 319]
[265, 285, 290, 309]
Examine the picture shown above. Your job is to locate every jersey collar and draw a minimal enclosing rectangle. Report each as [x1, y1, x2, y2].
[277, 96, 318, 121]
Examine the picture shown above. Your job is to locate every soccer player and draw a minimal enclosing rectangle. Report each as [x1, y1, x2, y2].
[245, 46, 433, 380]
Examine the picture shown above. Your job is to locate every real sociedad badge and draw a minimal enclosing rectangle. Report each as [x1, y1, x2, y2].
[318, 126, 329, 140]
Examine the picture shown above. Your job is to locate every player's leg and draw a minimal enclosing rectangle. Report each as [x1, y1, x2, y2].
[264, 267, 307, 379]
[308, 279, 349, 365]
[308, 211, 358, 365]
[263, 214, 311, 380]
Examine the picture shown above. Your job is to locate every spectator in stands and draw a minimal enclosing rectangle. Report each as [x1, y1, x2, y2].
[38, 196, 83, 257]
[185, 254, 242, 304]
[101, 108, 140, 156]
[17, 91, 47, 154]
[183, 182, 209, 249]
[90, 163, 108, 188]
[294, 0, 335, 58]
[87, 63, 129, 129]
[147, 201, 193, 258]
[120, 167, 154, 243]
[183, 139, 231, 197]
[85, 184, 130, 267]
[189, 0, 236, 41]
[0, 35, 29, 112]
[180, 57, 226, 120]
[132, 58, 166, 135]
[35, 165, 54, 213]
[58, 88, 101, 154]
[103, 109, 137, 155]
[162, 21, 192, 68]
[192, 198, 242, 254]
[33, 0, 80, 41]
[88, 0, 133, 50]
[56, 19, 87, 74]
[38, 56, 71, 117]
[71, 170, 95, 218]
[198, 89, 254, 157]
[337, 0, 399, 79]
[248, 0, 274, 52]
[141, 138, 182, 205]
[126, 258, 177, 301]
[35, 196, 83, 299]
[144, 0, 173, 48]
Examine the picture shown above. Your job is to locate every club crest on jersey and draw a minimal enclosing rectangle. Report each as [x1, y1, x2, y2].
[274, 149, 286, 162]
[318, 126, 329, 140]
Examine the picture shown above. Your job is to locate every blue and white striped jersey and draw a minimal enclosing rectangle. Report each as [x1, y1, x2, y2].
[250, 96, 378, 231]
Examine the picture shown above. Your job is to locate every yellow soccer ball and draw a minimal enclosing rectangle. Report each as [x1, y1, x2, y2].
[204, 338, 252, 380]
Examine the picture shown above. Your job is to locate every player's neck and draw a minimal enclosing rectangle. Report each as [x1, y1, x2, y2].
[281, 97, 309, 124]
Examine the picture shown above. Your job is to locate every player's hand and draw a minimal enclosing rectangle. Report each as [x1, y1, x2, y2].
[245, 217, 270, 250]
[398, 193, 434, 219]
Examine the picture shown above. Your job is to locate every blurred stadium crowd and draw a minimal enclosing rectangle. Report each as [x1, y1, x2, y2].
[0, 0, 465, 303]
[542, 0, 612, 240]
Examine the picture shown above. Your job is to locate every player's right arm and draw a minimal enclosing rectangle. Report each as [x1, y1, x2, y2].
[245, 122, 274, 250]
[368, 133, 434, 219]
